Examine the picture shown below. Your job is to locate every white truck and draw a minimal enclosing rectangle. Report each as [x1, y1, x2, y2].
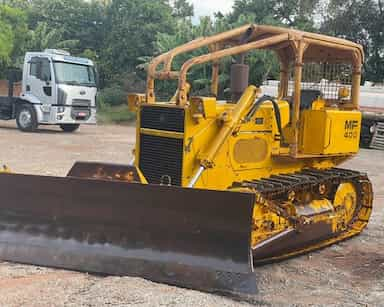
[0, 49, 97, 132]
[358, 84, 384, 149]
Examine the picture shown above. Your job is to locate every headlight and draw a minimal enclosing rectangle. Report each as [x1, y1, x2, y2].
[190, 97, 217, 123]
[58, 107, 65, 113]
[41, 105, 51, 113]
[370, 125, 376, 134]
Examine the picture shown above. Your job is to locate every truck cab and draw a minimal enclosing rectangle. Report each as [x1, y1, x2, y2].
[0, 49, 97, 132]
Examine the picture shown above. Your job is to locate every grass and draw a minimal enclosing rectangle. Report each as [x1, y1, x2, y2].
[97, 104, 136, 124]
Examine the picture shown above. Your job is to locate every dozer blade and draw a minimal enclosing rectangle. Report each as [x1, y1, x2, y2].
[0, 171, 256, 294]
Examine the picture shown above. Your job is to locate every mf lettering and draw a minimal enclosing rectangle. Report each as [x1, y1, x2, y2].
[344, 120, 359, 139]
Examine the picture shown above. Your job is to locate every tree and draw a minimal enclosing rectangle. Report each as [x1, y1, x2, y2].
[0, 0, 31, 10]
[151, 17, 223, 97]
[102, 0, 175, 79]
[0, 0, 381, 102]
[0, 21, 13, 68]
[229, 0, 320, 30]
[28, 0, 106, 54]
[171, 0, 194, 19]
[321, 0, 384, 82]
[0, 5, 29, 71]
[27, 22, 79, 52]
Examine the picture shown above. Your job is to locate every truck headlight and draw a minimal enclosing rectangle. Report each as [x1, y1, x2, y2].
[370, 125, 376, 134]
[41, 105, 51, 113]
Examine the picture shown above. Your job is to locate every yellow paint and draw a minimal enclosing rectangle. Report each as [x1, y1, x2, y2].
[300, 109, 361, 155]
[130, 91, 368, 251]
[311, 98, 326, 111]
[126, 25, 374, 265]
[131, 89, 361, 192]
[128, 93, 145, 112]
[0, 165, 11, 173]
[334, 182, 357, 229]
[190, 97, 217, 122]
[136, 167, 148, 184]
[233, 138, 268, 164]
[338, 87, 350, 99]
[140, 128, 184, 139]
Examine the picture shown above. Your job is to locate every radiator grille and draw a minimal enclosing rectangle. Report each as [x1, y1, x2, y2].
[139, 134, 183, 186]
[140, 106, 185, 132]
[72, 99, 91, 107]
[71, 99, 91, 120]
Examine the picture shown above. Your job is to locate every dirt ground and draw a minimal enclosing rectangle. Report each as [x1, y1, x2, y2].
[0, 121, 382, 307]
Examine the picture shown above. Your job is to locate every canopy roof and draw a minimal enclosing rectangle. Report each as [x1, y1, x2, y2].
[223, 24, 363, 64]
[148, 24, 364, 80]
[146, 24, 364, 106]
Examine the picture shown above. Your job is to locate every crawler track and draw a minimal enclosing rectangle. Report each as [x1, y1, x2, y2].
[234, 168, 374, 264]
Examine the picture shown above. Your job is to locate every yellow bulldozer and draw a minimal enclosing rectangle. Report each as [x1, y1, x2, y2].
[0, 25, 373, 295]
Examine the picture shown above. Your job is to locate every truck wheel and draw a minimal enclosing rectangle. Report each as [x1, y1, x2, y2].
[16, 104, 38, 132]
[60, 124, 80, 132]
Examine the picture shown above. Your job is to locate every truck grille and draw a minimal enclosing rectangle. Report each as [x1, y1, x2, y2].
[72, 99, 91, 107]
[139, 134, 183, 186]
[140, 106, 185, 132]
[71, 99, 91, 120]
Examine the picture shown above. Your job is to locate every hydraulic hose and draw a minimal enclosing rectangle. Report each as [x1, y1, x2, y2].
[245, 95, 286, 144]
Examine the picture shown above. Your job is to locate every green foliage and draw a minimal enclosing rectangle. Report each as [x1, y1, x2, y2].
[153, 17, 229, 98]
[1, 0, 31, 10]
[149, 0, 321, 99]
[27, 22, 79, 52]
[0, 5, 29, 73]
[97, 105, 136, 124]
[98, 86, 127, 107]
[171, 0, 194, 18]
[248, 50, 280, 86]
[79, 49, 98, 63]
[321, 0, 384, 82]
[0, 21, 13, 67]
[101, 0, 175, 78]
[28, 0, 105, 54]
[0, 0, 383, 112]
[152, 14, 280, 97]
[230, 0, 320, 30]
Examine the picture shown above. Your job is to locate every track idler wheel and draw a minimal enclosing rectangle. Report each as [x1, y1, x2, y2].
[334, 182, 358, 230]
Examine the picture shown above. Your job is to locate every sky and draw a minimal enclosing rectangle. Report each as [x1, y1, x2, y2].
[190, 0, 235, 18]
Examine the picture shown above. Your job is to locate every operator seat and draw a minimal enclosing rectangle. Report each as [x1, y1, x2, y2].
[300, 89, 322, 110]
[286, 89, 323, 123]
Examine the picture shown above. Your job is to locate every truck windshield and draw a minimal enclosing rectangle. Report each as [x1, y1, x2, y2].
[54, 62, 96, 87]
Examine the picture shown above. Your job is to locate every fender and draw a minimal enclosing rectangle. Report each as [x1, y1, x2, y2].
[17, 93, 45, 122]
[19, 92, 41, 105]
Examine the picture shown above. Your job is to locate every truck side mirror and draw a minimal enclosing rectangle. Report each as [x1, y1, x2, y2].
[95, 69, 100, 89]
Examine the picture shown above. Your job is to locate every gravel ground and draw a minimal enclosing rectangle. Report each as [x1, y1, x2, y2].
[0, 121, 382, 306]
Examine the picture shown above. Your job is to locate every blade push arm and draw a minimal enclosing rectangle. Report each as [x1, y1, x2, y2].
[188, 86, 259, 187]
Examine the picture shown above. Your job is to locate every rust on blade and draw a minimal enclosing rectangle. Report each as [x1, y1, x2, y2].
[0, 172, 255, 292]
[67, 161, 141, 182]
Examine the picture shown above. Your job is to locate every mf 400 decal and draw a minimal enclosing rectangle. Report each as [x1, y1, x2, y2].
[344, 120, 359, 139]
